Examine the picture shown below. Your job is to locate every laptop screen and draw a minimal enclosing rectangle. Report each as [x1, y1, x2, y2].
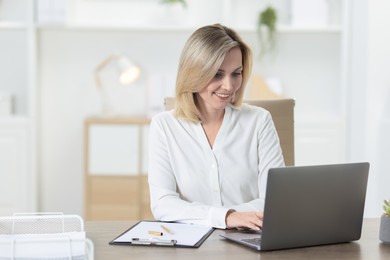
[260, 162, 369, 251]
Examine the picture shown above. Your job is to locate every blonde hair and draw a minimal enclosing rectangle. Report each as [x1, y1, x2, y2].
[175, 23, 253, 122]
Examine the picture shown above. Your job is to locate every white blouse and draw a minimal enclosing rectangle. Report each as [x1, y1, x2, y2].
[148, 104, 285, 229]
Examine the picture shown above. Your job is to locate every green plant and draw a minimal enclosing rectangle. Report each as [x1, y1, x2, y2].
[160, 0, 187, 8]
[257, 6, 278, 58]
[384, 199, 390, 217]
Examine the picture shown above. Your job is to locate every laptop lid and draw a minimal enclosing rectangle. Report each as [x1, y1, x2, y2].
[220, 162, 370, 251]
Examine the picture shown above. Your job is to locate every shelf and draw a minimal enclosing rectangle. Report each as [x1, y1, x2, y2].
[84, 117, 152, 220]
[85, 116, 151, 125]
[0, 21, 28, 30]
[35, 23, 342, 34]
[277, 25, 342, 33]
[35, 23, 198, 32]
[0, 116, 31, 123]
[235, 25, 342, 34]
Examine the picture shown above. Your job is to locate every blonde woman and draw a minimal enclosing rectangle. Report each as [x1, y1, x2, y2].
[148, 24, 284, 230]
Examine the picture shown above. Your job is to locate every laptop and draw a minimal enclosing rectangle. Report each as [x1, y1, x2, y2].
[220, 162, 370, 251]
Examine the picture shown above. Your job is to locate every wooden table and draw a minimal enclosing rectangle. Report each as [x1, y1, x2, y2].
[85, 218, 390, 260]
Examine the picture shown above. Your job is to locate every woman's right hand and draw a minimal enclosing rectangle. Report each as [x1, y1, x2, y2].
[225, 210, 263, 230]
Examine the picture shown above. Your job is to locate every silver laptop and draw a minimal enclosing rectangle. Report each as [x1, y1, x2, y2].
[220, 162, 370, 251]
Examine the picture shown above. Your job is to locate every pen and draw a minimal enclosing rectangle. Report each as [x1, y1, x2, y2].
[132, 238, 177, 246]
[160, 224, 174, 235]
[148, 230, 163, 236]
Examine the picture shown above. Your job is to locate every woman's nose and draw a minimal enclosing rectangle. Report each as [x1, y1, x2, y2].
[221, 76, 234, 90]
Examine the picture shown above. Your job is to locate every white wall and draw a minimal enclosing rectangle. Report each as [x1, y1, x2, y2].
[2, 0, 389, 219]
[38, 29, 188, 214]
[33, 0, 390, 217]
[364, 0, 390, 216]
[38, 31, 345, 216]
[347, 0, 390, 217]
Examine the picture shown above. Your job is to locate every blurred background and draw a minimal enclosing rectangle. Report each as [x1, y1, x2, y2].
[0, 0, 389, 220]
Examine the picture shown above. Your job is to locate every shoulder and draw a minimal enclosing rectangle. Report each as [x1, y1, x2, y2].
[230, 103, 271, 122]
[151, 110, 175, 127]
[151, 109, 197, 131]
[152, 110, 174, 121]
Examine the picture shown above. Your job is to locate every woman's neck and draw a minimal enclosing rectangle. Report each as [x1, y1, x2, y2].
[201, 108, 224, 125]
[200, 108, 225, 148]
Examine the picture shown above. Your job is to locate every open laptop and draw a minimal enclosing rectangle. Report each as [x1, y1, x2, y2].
[220, 162, 370, 251]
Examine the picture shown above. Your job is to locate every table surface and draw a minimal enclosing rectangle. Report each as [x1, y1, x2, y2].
[85, 218, 390, 260]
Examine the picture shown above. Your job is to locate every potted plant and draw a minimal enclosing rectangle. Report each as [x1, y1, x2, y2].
[380, 199, 390, 244]
[158, 0, 187, 24]
[160, 0, 187, 8]
[257, 6, 278, 59]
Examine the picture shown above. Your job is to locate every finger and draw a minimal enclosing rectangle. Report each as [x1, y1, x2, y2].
[246, 223, 261, 230]
[252, 213, 263, 223]
[248, 217, 262, 229]
[254, 214, 263, 228]
[255, 212, 264, 220]
[258, 219, 263, 228]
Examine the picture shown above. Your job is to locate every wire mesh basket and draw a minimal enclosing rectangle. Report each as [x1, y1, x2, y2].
[0, 212, 94, 260]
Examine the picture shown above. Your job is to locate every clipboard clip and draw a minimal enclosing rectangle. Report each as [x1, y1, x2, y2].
[131, 238, 177, 246]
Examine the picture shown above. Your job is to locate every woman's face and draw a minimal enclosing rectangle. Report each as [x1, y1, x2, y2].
[197, 47, 243, 112]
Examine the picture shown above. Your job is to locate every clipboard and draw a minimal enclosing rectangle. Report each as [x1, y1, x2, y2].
[109, 221, 214, 248]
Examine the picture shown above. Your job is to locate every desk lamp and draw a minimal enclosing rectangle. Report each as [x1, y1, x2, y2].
[94, 54, 141, 114]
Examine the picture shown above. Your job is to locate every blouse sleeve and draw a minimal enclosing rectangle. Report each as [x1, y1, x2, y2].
[148, 115, 230, 228]
[257, 112, 285, 209]
[229, 111, 285, 212]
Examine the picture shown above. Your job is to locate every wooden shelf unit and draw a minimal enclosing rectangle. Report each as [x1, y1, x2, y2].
[84, 116, 153, 221]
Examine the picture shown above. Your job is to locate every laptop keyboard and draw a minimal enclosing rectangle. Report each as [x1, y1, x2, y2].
[242, 237, 262, 246]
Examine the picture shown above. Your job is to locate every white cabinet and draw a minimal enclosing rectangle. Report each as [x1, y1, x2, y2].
[88, 124, 141, 176]
[0, 0, 35, 116]
[0, 0, 37, 215]
[84, 117, 152, 220]
[0, 118, 35, 215]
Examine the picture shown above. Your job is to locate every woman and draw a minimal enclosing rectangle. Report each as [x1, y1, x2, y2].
[148, 24, 284, 230]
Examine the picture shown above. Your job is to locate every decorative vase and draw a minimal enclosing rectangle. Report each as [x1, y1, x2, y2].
[379, 215, 390, 244]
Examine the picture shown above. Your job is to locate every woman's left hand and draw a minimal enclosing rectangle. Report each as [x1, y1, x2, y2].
[225, 210, 263, 230]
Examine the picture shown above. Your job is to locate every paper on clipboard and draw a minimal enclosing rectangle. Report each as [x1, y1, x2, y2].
[110, 221, 214, 247]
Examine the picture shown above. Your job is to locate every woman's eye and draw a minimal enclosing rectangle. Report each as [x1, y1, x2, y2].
[214, 72, 223, 79]
[232, 72, 242, 77]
